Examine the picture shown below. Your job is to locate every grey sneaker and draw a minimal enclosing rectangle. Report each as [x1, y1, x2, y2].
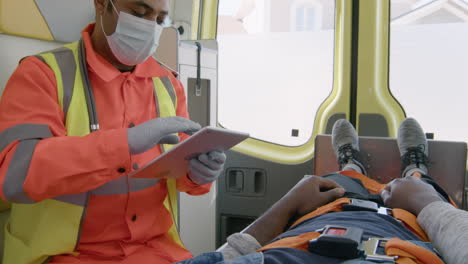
[397, 118, 429, 177]
[331, 119, 367, 175]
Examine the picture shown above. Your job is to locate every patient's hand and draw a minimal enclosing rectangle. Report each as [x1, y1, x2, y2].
[280, 175, 345, 217]
[380, 176, 444, 216]
[244, 175, 344, 246]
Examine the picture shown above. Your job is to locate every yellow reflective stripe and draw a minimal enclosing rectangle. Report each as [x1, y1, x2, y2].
[165, 179, 183, 247]
[191, 0, 201, 40]
[191, 0, 218, 39]
[38, 53, 64, 110]
[153, 77, 177, 118]
[201, 0, 218, 39]
[37, 42, 90, 137]
[152, 77, 182, 246]
[159, 76, 177, 110]
[63, 42, 91, 136]
[355, 0, 405, 137]
[4, 200, 84, 264]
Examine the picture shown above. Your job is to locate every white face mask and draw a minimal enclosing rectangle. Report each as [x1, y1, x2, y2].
[101, 0, 163, 66]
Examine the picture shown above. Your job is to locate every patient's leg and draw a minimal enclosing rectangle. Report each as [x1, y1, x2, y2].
[398, 118, 450, 202]
[322, 173, 370, 196]
[329, 119, 380, 201]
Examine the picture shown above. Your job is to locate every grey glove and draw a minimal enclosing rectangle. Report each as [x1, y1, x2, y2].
[128, 116, 201, 155]
[188, 150, 227, 185]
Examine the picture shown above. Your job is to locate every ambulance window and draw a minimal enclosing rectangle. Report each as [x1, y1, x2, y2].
[217, 0, 335, 146]
[390, 0, 468, 142]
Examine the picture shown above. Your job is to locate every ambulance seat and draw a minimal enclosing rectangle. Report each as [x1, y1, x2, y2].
[314, 134, 467, 209]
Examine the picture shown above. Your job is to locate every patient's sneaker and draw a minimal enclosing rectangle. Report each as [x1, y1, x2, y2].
[397, 118, 429, 177]
[331, 119, 367, 175]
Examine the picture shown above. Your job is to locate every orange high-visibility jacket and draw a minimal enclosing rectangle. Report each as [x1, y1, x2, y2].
[0, 24, 211, 264]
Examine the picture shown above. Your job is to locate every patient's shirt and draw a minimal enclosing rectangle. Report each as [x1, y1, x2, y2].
[263, 211, 430, 264]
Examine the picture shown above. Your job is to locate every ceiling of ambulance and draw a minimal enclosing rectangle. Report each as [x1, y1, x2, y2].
[0, 0, 95, 42]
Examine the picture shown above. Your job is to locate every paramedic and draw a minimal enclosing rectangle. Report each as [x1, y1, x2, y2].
[0, 0, 225, 263]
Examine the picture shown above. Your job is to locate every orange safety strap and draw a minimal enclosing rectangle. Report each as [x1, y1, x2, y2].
[260, 171, 447, 261]
[290, 198, 351, 228]
[290, 171, 432, 241]
[385, 238, 445, 264]
[290, 170, 387, 229]
[257, 232, 320, 252]
[289, 197, 429, 242]
[338, 170, 387, 194]
[258, 235, 442, 264]
[392, 209, 429, 242]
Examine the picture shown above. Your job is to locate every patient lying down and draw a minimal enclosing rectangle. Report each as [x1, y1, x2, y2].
[178, 118, 468, 264]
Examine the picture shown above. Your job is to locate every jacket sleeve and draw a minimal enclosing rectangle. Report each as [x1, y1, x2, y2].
[0, 57, 132, 203]
[170, 75, 212, 195]
[417, 201, 468, 264]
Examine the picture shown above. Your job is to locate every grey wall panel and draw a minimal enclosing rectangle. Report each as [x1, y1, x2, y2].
[187, 78, 210, 127]
[216, 150, 314, 246]
[325, 113, 346, 134]
[358, 113, 389, 137]
[465, 170, 468, 210]
[35, 0, 95, 42]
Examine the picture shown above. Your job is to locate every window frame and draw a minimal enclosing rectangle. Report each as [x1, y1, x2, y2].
[214, 0, 352, 164]
[290, 0, 323, 32]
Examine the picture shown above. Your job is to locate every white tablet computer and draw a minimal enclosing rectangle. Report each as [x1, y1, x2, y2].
[130, 126, 249, 179]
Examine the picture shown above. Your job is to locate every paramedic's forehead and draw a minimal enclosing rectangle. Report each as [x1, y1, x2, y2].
[124, 0, 169, 15]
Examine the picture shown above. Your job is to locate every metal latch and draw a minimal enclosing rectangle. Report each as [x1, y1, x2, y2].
[362, 238, 397, 263]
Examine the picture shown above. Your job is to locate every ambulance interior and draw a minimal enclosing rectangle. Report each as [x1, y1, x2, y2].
[0, 0, 467, 259]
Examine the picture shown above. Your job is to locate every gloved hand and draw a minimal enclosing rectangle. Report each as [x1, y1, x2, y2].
[127, 116, 201, 155]
[188, 150, 227, 185]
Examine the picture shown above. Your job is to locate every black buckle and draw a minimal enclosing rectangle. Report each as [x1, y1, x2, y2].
[309, 224, 398, 262]
[309, 225, 364, 259]
[343, 199, 379, 212]
[342, 199, 393, 216]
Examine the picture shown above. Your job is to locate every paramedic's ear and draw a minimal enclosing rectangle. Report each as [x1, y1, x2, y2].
[95, 0, 108, 16]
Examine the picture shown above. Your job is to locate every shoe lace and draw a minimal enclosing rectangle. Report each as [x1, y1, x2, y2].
[337, 144, 359, 165]
[401, 144, 429, 170]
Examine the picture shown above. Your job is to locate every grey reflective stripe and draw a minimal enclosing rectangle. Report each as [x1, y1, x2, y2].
[129, 178, 160, 193]
[52, 47, 76, 117]
[90, 176, 127, 196]
[90, 176, 160, 196]
[3, 140, 40, 203]
[54, 192, 88, 207]
[159, 76, 177, 108]
[34, 55, 46, 64]
[0, 124, 53, 152]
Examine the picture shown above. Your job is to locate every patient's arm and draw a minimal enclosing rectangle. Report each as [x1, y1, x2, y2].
[244, 175, 345, 246]
[381, 176, 468, 264]
[219, 175, 344, 260]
